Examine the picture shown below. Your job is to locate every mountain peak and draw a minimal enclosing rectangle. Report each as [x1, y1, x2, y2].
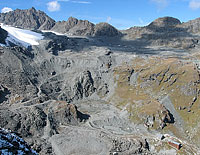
[148, 16, 181, 27]
[28, 7, 36, 11]
[0, 7, 55, 30]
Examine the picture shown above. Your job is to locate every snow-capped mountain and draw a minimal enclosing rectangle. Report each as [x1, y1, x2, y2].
[0, 23, 43, 48]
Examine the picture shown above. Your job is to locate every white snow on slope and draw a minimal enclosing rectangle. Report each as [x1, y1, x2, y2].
[42, 30, 64, 36]
[0, 23, 43, 48]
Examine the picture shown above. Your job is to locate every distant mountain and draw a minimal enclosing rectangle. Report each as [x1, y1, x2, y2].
[94, 22, 121, 37]
[1, 7, 200, 40]
[148, 17, 181, 28]
[51, 17, 95, 36]
[122, 16, 199, 49]
[0, 7, 121, 37]
[0, 7, 55, 30]
[51, 17, 121, 37]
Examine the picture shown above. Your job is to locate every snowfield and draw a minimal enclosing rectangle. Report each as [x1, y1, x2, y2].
[0, 23, 43, 48]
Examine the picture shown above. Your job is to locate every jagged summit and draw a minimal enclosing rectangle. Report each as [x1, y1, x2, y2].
[0, 7, 121, 37]
[51, 17, 79, 34]
[0, 7, 55, 30]
[65, 18, 95, 36]
[1, 7, 200, 38]
[51, 16, 121, 37]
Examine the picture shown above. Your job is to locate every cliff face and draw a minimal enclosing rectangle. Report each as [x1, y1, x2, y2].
[0, 27, 7, 44]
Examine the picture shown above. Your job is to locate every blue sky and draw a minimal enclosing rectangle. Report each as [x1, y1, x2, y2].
[1, 0, 200, 29]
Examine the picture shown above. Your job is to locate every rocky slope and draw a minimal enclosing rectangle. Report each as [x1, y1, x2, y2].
[0, 7, 55, 30]
[1, 8, 200, 155]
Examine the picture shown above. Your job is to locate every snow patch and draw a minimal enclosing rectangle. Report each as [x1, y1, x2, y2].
[0, 23, 43, 48]
[42, 30, 64, 36]
[0, 43, 6, 47]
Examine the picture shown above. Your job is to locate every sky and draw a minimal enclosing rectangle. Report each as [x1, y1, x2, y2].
[1, 0, 200, 29]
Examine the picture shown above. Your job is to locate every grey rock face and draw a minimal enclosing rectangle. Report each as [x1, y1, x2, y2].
[0, 47, 38, 101]
[0, 85, 10, 103]
[0, 27, 7, 44]
[0, 7, 55, 30]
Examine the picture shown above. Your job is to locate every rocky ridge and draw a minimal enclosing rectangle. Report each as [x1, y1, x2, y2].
[123, 16, 199, 49]
[51, 17, 121, 37]
[0, 8, 121, 37]
[0, 7, 55, 30]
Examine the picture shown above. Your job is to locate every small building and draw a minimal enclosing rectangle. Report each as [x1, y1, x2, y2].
[168, 141, 182, 150]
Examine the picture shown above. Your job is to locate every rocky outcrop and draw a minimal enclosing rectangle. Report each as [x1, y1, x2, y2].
[143, 104, 174, 129]
[48, 102, 90, 127]
[0, 7, 55, 30]
[0, 27, 7, 44]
